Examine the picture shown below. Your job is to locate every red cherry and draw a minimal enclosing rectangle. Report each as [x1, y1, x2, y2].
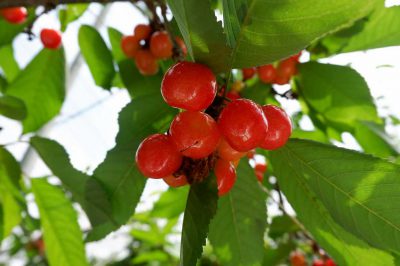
[218, 99, 268, 152]
[163, 174, 188, 187]
[0, 7, 27, 24]
[215, 159, 236, 196]
[40, 29, 62, 50]
[325, 259, 336, 266]
[274, 74, 290, 85]
[277, 58, 298, 78]
[217, 138, 245, 161]
[255, 170, 264, 182]
[312, 259, 325, 266]
[290, 251, 306, 266]
[135, 50, 159, 75]
[134, 24, 152, 40]
[150, 31, 173, 59]
[255, 163, 267, 173]
[121, 35, 140, 58]
[170, 111, 221, 159]
[136, 134, 182, 178]
[247, 150, 255, 159]
[175, 37, 187, 57]
[161, 61, 217, 111]
[242, 67, 256, 80]
[260, 105, 292, 150]
[258, 65, 277, 84]
[291, 51, 303, 62]
[226, 91, 241, 101]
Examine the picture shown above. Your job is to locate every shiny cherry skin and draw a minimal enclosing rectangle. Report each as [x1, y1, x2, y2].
[135, 50, 159, 75]
[277, 58, 297, 79]
[217, 138, 245, 161]
[134, 24, 152, 40]
[312, 259, 325, 266]
[260, 105, 292, 150]
[0, 7, 27, 24]
[290, 251, 306, 266]
[325, 259, 336, 266]
[163, 174, 188, 187]
[121, 35, 140, 58]
[40, 29, 62, 50]
[150, 31, 173, 59]
[215, 159, 237, 196]
[136, 134, 182, 179]
[258, 64, 277, 84]
[226, 91, 241, 101]
[218, 99, 268, 152]
[161, 61, 217, 111]
[170, 111, 221, 159]
[175, 37, 187, 57]
[242, 67, 256, 80]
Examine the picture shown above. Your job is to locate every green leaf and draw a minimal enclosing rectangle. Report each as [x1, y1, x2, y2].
[166, 0, 231, 73]
[151, 187, 189, 219]
[343, 6, 400, 53]
[269, 215, 300, 239]
[263, 241, 296, 266]
[6, 48, 66, 133]
[0, 95, 27, 120]
[0, 45, 19, 82]
[180, 176, 218, 266]
[78, 25, 115, 89]
[240, 82, 272, 105]
[298, 62, 380, 131]
[132, 250, 170, 264]
[209, 160, 267, 266]
[59, 4, 88, 32]
[31, 178, 89, 266]
[354, 121, 399, 158]
[88, 93, 176, 241]
[270, 139, 400, 263]
[0, 12, 34, 47]
[222, 0, 378, 69]
[291, 129, 329, 143]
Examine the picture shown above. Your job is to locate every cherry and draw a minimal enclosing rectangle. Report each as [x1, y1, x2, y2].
[170, 111, 220, 159]
[312, 259, 325, 266]
[325, 259, 336, 266]
[226, 91, 241, 101]
[255, 171, 264, 182]
[217, 138, 245, 161]
[247, 150, 255, 159]
[0, 7, 27, 24]
[135, 50, 159, 75]
[218, 99, 268, 152]
[215, 159, 236, 196]
[290, 251, 306, 266]
[291, 51, 302, 62]
[255, 162, 267, 173]
[259, 105, 292, 150]
[161, 61, 217, 111]
[150, 31, 173, 59]
[258, 64, 277, 84]
[121, 35, 140, 58]
[136, 134, 182, 178]
[163, 174, 188, 187]
[175, 37, 187, 57]
[134, 24, 152, 40]
[274, 74, 290, 85]
[277, 58, 297, 79]
[242, 67, 256, 80]
[40, 29, 62, 50]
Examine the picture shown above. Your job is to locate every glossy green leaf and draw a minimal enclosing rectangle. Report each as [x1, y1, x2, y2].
[343, 5, 400, 53]
[78, 25, 115, 89]
[269, 215, 300, 239]
[0, 12, 33, 47]
[31, 178, 89, 266]
[240, 82, 272, 105]
[270, 139, 400, 264]
[59, 4, 88, 32]
[180, 176, 218, 266]
[166, 0, 231, 73]
[0, 45, 19, 82]
[222, 0, 378, 69]
[291, 129, 329, 143]
[298, 62, 380, 131]
[151, 187, 189, 219]
[263, 242, 296, 266]
[0, 95, 27, 120]
[209, 160, 267, 266]
[6, 48, 66, 133]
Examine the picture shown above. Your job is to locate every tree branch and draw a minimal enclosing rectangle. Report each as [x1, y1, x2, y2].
[0, 0, 133, 8]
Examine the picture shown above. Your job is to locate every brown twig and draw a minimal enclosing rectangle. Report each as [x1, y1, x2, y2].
[24, 3, 55, 40]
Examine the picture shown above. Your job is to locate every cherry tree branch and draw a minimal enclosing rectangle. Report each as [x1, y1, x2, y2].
[0, 0, 134, 8]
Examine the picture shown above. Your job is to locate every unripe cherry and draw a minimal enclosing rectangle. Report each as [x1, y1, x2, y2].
[260, 105, 292, 150]
[217, 138, 245, 161]
[218, 99, 268, 152]
[312, 259, 325, 266]
[136, 134, 182, 178]
[0, 7, 27, 24]
[258, 64, 277, 84]
[215, 159, 236, 196]
[121, 35, 140, 58]
[175, 37, 187, 57]
[325, 259, 336, 266]
[150, 31, 173, 59]
[134, 24, 152, 40]
[242, 67, 256, 80]
[163, 174, 188, 187]
[135, 50, 159, 75]
[161, 61, 217, 111]
[170, 111, 220, 159]
[40, 29, 62, 50]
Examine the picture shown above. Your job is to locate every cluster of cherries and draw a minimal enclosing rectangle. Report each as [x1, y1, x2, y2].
[291, 251, 336, 266]
[135, 61, 292, 196]
[121, 24, 187, 76]
[0, 7, 62, 50]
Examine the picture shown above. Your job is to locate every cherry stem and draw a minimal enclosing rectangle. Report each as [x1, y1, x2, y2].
[24, 3, 56, 40]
